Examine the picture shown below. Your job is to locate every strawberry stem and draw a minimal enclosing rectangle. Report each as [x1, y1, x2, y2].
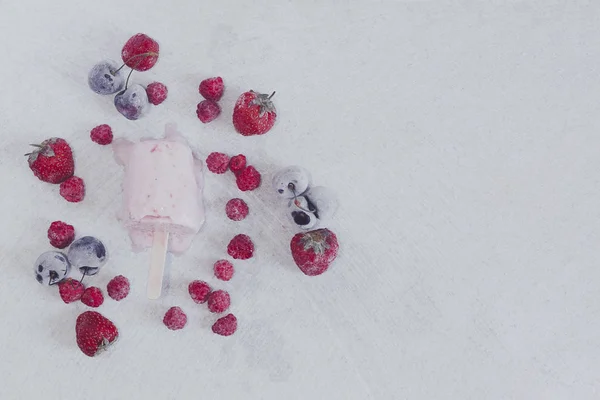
[268, 91, 276, 99]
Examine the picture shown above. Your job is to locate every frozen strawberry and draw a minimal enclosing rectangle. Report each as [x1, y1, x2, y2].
[196, 100, 221, 123]
[207, 290, 230, 313]
[228, 154, 246, 175]
[58, 278, 85, 303]
[59, 176, 85, 202]
[212, 314, 237, 336]
[236, 166, 261, 191]
[47, 221, 75, 249]
[76, 311, 118, 357]
[163, 306, 187, 330]
[81, 287, 104, 308]
[107, 275, 130, 301]
[90, 124, 113, 145]
[290, 228, 339, 276]
[199, 77, 224, 101]
[188, 280, 211, 304]
[233, 90, 277, 136]
[26, 137, 74, 184]
[227, 234, 254, 260]
[214, 260, 234, 281]
[121, 33, 159, 71]
[206, 152, 230, 174]
[146, 82, 168, 105]
[225, 198, 249, 221]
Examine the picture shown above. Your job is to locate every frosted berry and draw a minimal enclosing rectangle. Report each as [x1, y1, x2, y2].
[34, 251, 70, 286]
[199, 77, 224, 101]
[67, 236, 107, 277]
[188, 280, 211, 304]
[121, 33, 159, 71]
[214, 260, 234, 281]
[59, 176, 85, 202]
[228, 154, 246, 175]
[206, 152, 230, 174]
[81, 287, 104, 308]
[114, 84, 149, 120]
[163, 306, 187, 330]
[227, 234, 254, 260]
[27, 137, 74, 184]
[107, 275, 130, 301]
[90, 124, 113, 145]
[146, 82, 168, 105]
[47, 221, 75, 249]
[88, 60, 126, 95]
[196, 100, 221, 123]
[207, 290, 230, 313]
[236, 166, 261, 191]
[212, 314, 237, 336]
[58, 278, 85, 304]
[225, 198, 248, 221]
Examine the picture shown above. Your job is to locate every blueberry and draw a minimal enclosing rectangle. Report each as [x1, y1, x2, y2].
[114, 84, 149, 120]
[88, 60, 125, 95]
[67, 236, 108, 277]
[34, 251, 71, 286]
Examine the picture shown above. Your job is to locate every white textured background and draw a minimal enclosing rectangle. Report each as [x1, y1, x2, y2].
[1, 1, 599, 399]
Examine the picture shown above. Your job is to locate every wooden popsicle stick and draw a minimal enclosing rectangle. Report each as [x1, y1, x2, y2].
[147, 230, 169, 299]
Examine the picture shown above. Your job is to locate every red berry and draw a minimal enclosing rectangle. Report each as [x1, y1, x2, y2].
[207, 290, 230, 313]
[107, 275, 130, 301]
[236, 166, 261, 191]
[225, 198, 249, 221]
[90, 124, 113, 145]
[196, 100, 221, 123]
[188, 280, 211, 304]
[27, 137, 74, 184]
[163, 306, 187, 330]
[58, 278, 85, 304]
[290, 229, 339, 276]
[199, 77, 224, 101]
[81, 287, 104, 308]
[206, 152, 230, 174]
[76, 311, 118, 357]
[233, 91, 277, 136]
[212, 314, 237, 336]
[47, 221, 75, 249]
[228, 154, 246, 175]
[214, 260, 234, 281]
[59, 176, 85, 203]
[146, 82, 168, 105]
[121, 33, 159, 71]
[227, 234, 254, 260]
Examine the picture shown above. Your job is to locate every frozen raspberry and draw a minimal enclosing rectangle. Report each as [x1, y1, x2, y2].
[163, 306, 187, 330]
[228, 154, 246, 175]
[214, 260, 234, 281]
[236, 166, 261, 191]
[90, 124, 113, 145]
[227, 234, 254, 260]
[199, 77, 224, 101]
[146, 82, 168, 105]
[81, 287, 104, 308]
[60, 176, 85, 203]
[188, 280, 211, 304]
[207, 290, 230, 313]
[225, 198, 249, 221]
[47, 221, 75, 249]
[206, 152, 230, 174]
[212, 314, 237, 336]
[58, 278, 85, 304]
[196, 100, 221, 123]
[107, 275, 130, 301]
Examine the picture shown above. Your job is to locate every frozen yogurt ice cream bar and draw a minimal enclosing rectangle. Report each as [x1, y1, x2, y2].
[113, 124, 205, 298]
